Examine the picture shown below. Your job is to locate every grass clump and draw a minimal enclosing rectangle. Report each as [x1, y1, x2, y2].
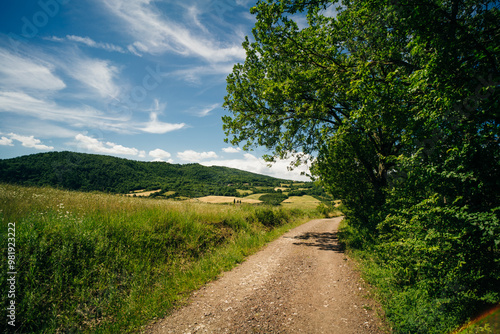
[338, 215, 500, 334]
[0, 184, 318, 333]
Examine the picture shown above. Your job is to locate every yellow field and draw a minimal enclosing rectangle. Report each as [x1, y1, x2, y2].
[189, 196, 262, 204]
[126, 189, 161, 197]
[188, 194, 325, 210]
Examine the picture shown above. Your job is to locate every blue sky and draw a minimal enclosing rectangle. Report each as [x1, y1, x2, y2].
[0, 0, 311, 181]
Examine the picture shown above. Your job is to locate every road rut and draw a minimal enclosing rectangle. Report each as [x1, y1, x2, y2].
[146, 217, 384, 334]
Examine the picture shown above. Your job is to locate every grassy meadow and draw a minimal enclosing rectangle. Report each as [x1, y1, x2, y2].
[0, 184, 323, 333]
[189, 195, 262, 204]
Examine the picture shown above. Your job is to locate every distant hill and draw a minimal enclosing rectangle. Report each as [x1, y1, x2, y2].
[0, 151, 290, 197]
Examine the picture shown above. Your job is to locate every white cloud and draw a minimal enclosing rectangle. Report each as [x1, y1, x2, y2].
[6, 121, 79, 139]
[195, 103, 219, 117]
[0, 136, 13, 146]
[0, 45, 121, 100]
[140, 112, 186, 134]
[222, 147, 241, 153]
[74, 134, 140, 156]
[201, 153, 312, 181]
[0, 91, 184, 135]
[321, 3, 341, 18]
[0, 91, 126, 131]
[185, 5, 209, 34]
[149, 148, 172, 162]
[101, 0, 245, 62]
[170, 63, 234, 84]
[177, 149, 218, 162]
[8, 133, 54, 150]
[0, 47, 66, 91]
[290, 14, 309, 30]
[55, 35, 126, 53]
[62, 56, 120, 99]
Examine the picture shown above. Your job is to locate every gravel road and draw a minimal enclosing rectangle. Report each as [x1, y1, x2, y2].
[146, 217, 385, 334]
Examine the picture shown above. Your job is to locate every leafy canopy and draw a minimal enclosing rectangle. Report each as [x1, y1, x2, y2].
[223, 0, 499, 226]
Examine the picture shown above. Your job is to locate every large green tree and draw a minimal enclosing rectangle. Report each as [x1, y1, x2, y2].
[223, 0, 499, 229]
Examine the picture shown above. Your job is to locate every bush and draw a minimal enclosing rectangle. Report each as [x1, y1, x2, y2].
[253, 208, 291, 227]
[258, 193, 288, 206]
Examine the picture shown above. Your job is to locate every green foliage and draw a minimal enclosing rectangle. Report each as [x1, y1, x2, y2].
[253, 207, 293, 227]
[0, 151, 287, 197]
[258, 193, 288, 206]
[223, 0, 499, 332]
[0, 184, 315, 333]
[316, 203, 339, 218]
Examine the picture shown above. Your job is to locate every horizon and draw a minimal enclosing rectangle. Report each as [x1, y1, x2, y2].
[0, 149, 308, 182]
[0, 0, 311, 181]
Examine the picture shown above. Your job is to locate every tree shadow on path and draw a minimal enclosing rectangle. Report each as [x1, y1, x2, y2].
[291, 232, 345, 252]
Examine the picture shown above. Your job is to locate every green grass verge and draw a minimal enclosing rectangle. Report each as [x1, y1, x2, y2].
[0, 184, 319, 333]
[338, 219, 499, 334]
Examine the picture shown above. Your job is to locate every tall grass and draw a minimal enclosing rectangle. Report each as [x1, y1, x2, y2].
[0, 184, 318, 333]
[338, 218, 499, 334]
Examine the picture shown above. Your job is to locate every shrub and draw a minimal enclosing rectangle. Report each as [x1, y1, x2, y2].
[258, 193, 288, 206]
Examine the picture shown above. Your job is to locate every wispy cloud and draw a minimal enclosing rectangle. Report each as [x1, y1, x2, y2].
[169, 62, 235, 85]
[2, 119, 79, 139]
[60, 55, 121, 99]
[0, 91, 129, 132]
[74, 134, 145, 156]
[0, 90, 186, 136]
[47, 35, 126, 53]
[0, 44, 121, 99]
[0, 91, 96, 123]
[195, 103, 219, 117]
[101, 0, 245, 62]
[127, 44, 142, 57]
[0, 47, 66, 92]
[185, 5, 209, 34]
[177, 149, 218, 162]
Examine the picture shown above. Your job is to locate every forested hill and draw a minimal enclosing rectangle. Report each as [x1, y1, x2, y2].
[0, 151, 288, 195]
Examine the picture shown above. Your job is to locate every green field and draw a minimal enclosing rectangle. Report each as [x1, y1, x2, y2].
[0, 184, 320, 333]
[236, 189, 253, 195]
[282, 195, 321, 209]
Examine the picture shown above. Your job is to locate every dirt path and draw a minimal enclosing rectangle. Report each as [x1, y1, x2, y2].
[146, 218, 384, 334]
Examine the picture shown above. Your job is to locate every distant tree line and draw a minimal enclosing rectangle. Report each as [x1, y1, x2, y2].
[0, 152, 330, 200]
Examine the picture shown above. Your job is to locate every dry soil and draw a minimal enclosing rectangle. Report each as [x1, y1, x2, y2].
[146, 217, 385, 334]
